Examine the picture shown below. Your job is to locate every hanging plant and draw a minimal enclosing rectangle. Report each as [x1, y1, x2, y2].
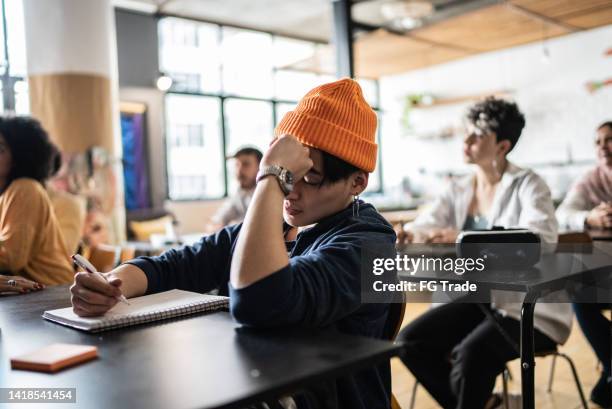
[401, 93, 435, 135]
[401, 94, 423, 134]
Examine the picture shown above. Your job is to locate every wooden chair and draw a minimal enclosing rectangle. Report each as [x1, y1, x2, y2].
[83, 244, 136, 272]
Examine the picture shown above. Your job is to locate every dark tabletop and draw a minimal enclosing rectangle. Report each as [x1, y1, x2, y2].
[0, 286, 402, 409]
[397, 241, 612, 299]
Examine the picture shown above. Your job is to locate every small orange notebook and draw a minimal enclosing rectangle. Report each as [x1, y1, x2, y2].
[11, 344, 98, 373]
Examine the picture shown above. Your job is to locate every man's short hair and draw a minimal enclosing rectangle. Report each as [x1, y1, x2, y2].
[597, 121, 612, 131]
[232, 147, 263, 163]
[319, 151, 361, 186]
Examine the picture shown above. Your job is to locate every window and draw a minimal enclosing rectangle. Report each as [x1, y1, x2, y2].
[221, 27, 274, 98]
[160, 16, 382, 200]
[159, 18, 221, 94]
[274, 70, 318, 101]
[0, 0, 28, 114]
[13, 79, 28, 114]
[224, 98, 273, 194]
[165, 94, 224, 200]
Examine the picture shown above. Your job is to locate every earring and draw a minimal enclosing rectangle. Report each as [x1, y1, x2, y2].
[352, 195, 360, 217]
[492, 158, 501, 178]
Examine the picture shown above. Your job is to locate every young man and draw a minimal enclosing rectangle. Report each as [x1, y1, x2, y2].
[70, 78, 397, 409]
[208, 146, 263, 230]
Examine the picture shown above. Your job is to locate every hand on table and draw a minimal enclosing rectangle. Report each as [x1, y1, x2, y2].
[425, 228, 459, 243]
[586, 203, 612, 229]
[0, 275, 44, 294]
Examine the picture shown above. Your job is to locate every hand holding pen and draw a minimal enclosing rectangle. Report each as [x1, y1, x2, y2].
[71, 254, 130, 305]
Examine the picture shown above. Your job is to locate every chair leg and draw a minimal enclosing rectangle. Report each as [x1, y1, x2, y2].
[506, 366, 513, 381]
[556, 352, 589, 409]
[502, 369, 510, 409]
[408, 380, 418, 409]
[547, 354, 557, 393]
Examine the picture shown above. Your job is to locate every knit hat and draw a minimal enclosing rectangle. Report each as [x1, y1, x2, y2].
[274, 78, 378, 172]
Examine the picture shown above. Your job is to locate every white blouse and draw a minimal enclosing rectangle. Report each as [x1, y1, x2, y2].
[407, 162, 572, 345]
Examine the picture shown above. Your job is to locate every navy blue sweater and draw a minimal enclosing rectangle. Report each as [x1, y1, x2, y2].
[127, 201, 397, 409]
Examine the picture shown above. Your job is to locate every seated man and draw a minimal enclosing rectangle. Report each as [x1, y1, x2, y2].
[208, 146, 262, 230]
[69, 78, 397, 409]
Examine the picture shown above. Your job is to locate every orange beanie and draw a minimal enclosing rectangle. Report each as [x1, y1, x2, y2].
[274, 78, 378, 172]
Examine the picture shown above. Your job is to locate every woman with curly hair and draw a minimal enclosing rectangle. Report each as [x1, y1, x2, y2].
[396, 98, 571, 409]
[0, 116, 73, 288]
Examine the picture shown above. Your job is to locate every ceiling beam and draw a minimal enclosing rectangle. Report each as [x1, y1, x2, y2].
[418, 0, 502, 26]
[504, 1, 583, 32]
[352, 21, 478, 54]
[351, 0, 504, 53]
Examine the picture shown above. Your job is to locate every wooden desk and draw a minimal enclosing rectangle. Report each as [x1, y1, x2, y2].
[380, 209, 419, 226]
[0, 286, 401, 409]
[587, 228, 612, 241]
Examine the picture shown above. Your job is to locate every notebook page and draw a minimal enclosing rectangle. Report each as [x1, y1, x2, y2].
[43, 289, 228, 330]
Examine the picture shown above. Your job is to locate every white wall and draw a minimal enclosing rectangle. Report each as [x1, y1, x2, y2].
[379, 24, 612, 201]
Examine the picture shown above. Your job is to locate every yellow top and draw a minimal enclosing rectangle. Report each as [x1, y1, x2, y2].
[47, 188, 86, 255]
[0, 178, 74, 285]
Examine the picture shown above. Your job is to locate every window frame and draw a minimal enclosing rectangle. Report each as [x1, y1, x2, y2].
[0, 0, 24, 114]
[159, 15, 383, 201]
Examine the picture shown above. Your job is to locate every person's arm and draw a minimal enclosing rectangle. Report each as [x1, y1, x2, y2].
[0, 275, 43, 293]
[518, 173, 558, 244]
[230, 228, 396, 328]
[70, 225, 240, 316]
[126, 225, 239, 294]
[230, 134, 312, 289]
[585, 203, 612, 229]
[0, 181, 41, 272]
[556, 184, 592, 231]
[399, 182, 455, 243]
[71, 264, 146, 317]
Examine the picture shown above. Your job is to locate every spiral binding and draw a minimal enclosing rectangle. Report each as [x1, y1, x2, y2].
[90, 296, 229, 332]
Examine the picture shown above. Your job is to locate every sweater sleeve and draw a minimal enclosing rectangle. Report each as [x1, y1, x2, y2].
[409, 182, 455, 231]
[0, 180, 42, 272]
[230, 229, 394, 328]
[556, 184, 591, 231]
[126, 224, 240, 294]
[518, 173, 558, 244]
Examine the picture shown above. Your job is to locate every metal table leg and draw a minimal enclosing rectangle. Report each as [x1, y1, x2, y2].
[520, 294, 539, 409]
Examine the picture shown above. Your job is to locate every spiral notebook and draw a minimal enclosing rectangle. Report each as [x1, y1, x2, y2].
[42, 289, 229, 332]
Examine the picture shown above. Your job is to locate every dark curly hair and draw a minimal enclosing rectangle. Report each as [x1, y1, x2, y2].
[0, 116, 58, 188]
[467, 97, 526, 153]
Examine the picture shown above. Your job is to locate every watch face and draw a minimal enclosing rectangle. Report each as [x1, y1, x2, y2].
[280, 168, 294, 184]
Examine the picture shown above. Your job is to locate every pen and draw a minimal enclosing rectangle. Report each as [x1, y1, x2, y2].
[71, 254, 130, 305]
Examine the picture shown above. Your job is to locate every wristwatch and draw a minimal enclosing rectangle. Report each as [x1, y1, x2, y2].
[256, 165, 294, 195]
